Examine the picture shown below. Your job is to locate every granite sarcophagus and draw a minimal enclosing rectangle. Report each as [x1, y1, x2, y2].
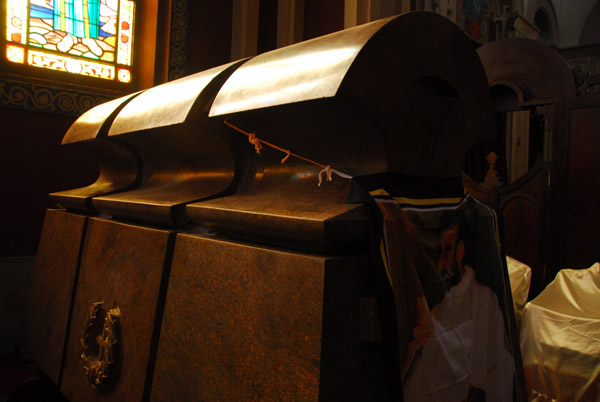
[22, 12, 517, 402]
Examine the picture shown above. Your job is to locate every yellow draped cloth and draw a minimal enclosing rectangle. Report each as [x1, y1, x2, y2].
[520, 262, 600, 401]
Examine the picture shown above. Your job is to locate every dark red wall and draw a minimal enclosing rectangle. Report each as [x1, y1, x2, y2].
[0, 107, 98, 256]
[186, 1, 234, 73]
[303, 0, 345, 40]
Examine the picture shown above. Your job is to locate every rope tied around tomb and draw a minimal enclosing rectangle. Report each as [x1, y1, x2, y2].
[248, 132, 263, 154]
[318, 165, 333, 187]
[223, 120, 352, 186]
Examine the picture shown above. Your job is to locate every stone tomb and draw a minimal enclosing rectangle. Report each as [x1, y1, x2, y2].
[22, 12, 501, 401]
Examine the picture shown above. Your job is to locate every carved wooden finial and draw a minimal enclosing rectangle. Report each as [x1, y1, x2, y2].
[482, 152, 503, 188]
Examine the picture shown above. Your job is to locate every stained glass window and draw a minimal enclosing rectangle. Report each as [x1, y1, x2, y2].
[5, 0, 135, 83]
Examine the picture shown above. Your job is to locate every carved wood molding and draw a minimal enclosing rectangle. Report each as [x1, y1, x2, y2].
[0, 78, 114, 115]
[567, 55, 600, 96]
[167, 0, 190, 81]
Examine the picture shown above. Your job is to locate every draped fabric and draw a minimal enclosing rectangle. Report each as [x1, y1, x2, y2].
[506, 256, 532, 328]
[371, 191, 516, 402]
[402, 266, 515, 402]
[520, 263, 600, 402]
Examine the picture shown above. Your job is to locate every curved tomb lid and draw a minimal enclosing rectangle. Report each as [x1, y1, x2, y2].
[61, 92, 141, 144]
[209, 12, 495, 178]
[477, 38, 577, 102]
[108, 60, 246, 136]
[209, 18, 389, 116]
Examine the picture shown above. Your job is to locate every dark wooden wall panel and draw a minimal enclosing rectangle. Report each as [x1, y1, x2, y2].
[564, 104, 600, 269]
[500, 197, 541, 268]
[495, 163, 550, 298]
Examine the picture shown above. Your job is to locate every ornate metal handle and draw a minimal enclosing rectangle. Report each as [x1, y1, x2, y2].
[81, 300, 121, 391]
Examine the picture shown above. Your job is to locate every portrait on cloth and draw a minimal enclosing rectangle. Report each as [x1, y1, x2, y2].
[375, 196, 519, 402]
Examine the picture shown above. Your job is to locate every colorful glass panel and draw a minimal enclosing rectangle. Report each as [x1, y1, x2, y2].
[117, 0, 134, 65]
[5, 0, 135, 81]
[117, 67, 130, 83]
[6, 44, 25, 63]
[6, 0, 28, 43]
[29, 48, 115, 79]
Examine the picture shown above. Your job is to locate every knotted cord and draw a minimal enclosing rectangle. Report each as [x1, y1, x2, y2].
[247, 132, 263, 154]
[223, 120, 353, 185]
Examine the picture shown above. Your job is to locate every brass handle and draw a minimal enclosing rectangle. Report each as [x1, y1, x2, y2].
[81, 300, 121, 391]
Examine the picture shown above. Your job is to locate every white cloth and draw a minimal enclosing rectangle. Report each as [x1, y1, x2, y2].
[520, 262, 600, 402]
[506, 256, 532, 327]
[403, 266, 515, 402]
